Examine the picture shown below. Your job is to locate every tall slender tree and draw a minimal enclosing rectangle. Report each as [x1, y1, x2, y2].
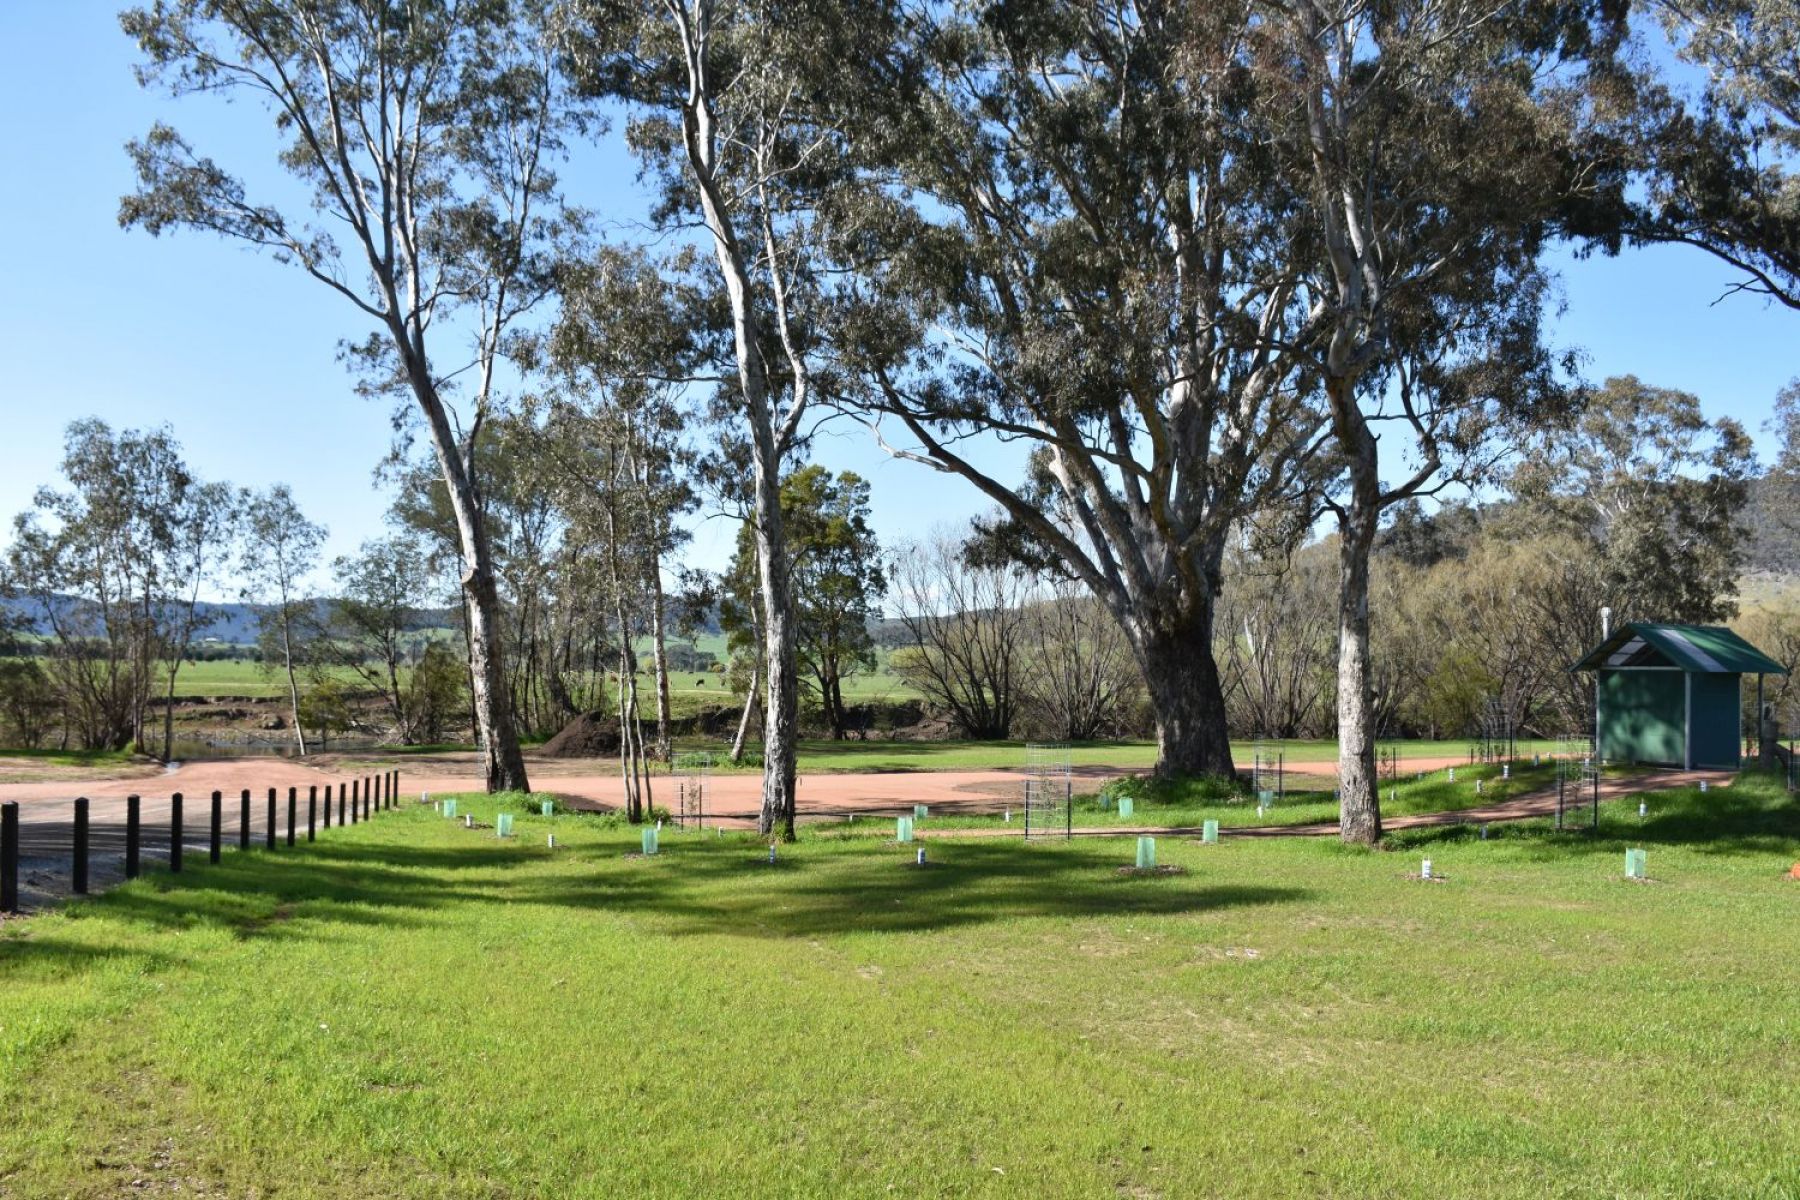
[242, 485, 326, 755]
[565, 0, 900, 836]
[119, 0, 590, 791]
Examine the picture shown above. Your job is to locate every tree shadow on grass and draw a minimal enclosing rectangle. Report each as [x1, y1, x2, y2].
[514, 839, 1313, 938]
[1385, 779, 1799, 859]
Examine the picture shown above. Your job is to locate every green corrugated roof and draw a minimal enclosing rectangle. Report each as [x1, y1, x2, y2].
[1570, 622, 1789, 675]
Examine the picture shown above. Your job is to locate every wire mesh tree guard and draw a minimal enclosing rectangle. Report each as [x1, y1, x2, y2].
[1251, 740, 1285, 809]
[672, 751, 711, 829]
[1023, 743, 1072, 840]
[1555, 733, 1599, 831]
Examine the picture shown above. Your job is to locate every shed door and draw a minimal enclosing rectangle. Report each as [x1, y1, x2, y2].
[1687, 673, 1742, 770]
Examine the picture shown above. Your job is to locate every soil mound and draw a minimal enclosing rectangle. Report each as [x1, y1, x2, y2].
[539, 712, 623, 758]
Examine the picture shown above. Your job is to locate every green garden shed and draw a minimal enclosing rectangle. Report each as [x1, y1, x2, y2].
[1571, 622, 1788, 769]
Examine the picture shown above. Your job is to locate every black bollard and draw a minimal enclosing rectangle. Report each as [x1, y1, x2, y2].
[1, 801, 18, 914]
[210, 791, 222, 864]
[266, 788, 277, 850]
[126, 795, 141, 879]
[287, 787, 297, 847]
[170, 793, 183, 873]
[239, 789, 251, 850]
[324, 782, 333, 829]
[307, 785, 317, 842]
[73, 797, 89, 894]
[338, 781, 346, 826]
[350, 779, 359, 825]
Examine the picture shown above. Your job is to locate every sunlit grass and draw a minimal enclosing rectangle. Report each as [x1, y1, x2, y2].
[2, 776, 1795, 1196]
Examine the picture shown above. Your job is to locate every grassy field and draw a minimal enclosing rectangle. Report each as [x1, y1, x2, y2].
[708, 737, 1568, 775]
[829, 760, 1565, 833]
[3, 775, 1795, 1197]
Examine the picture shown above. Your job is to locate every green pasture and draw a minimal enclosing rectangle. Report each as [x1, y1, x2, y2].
[2, 775, 1795, 1197]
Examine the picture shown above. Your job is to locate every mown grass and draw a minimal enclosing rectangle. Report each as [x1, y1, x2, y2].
[809, 761, 1564, 835]
[2, 776, 1796, 1197]
[704, 736, 1566, 775]
[0, 747, 138, 768]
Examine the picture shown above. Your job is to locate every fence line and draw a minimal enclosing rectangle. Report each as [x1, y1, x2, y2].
[1, 769, 403, 915]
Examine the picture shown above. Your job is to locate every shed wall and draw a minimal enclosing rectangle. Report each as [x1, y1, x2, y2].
[1599, 670, 1685, 766]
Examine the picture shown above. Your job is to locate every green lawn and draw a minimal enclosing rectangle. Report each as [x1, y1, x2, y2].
[705, 737, 1567, 775]
[0, 747, 137, 768]
[829, 761, 1563, 833]
[3, 776, 1796, 1197]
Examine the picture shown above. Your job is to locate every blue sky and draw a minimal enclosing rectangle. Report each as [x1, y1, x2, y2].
[2, 3, 1794, 598]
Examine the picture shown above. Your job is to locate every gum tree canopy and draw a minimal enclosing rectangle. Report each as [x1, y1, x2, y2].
[118, 0, 588, 793]
[853, 2, 1330, 780]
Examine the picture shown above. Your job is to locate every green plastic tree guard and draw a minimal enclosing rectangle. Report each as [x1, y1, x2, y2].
[1625, 848, 1647, 879]
[913, 804, 928, 820]
[496, 813, 514, 838]
[642, 826, 659, 856]
[1202, 819, 1219, 845]
[540, 801, 554, 817]
[1135, 836, 1156, 870]
[1118, 796, 1134, 819]
[897, 817, 914, 843]
[443, 799, 457, 819]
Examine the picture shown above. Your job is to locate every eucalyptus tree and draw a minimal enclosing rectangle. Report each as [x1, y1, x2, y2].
[1509, 375, 1756, 624]
[562, 0, 903, 837]
[5, 420, 221, 753]
[1641, 0, 1800, 309]
[853, 2, 1329, 781]
[725, 466, 885, 741]
[333, 534, 434, 743]
[1264, 0, 1613, 840]
[118, 0, 591, 792]
[242, 485, 327, 754]
[542, 247, 704, 761]
[155, 477, 240, 759]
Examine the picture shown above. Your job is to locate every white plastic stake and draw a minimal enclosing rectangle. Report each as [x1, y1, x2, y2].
[1421, 858, 1433, 880]
[464, 814, 472, 828]
[768, 843, 777, 864]
[1700, 779, 1710, 793]
[548, 834, 556, 849]
[1448, 768, 1456, 782]
[916, 847, 925, 866]
[1638, 800, 1647, 817]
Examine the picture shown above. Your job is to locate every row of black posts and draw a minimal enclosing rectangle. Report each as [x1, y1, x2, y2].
[0, 769, 402, 914]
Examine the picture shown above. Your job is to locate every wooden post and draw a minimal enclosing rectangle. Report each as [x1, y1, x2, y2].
[239, 789, 251, 850]
[1, 801, 18, 913]
[266, 788, 277, 849]
[126, 795, 141, 879]
[170, 793, 183, 873]
[210, 791, 222, 863]
[287, 787, 297, 847]
[73, 797, 89, 894]
[307, 785, 317, 842]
